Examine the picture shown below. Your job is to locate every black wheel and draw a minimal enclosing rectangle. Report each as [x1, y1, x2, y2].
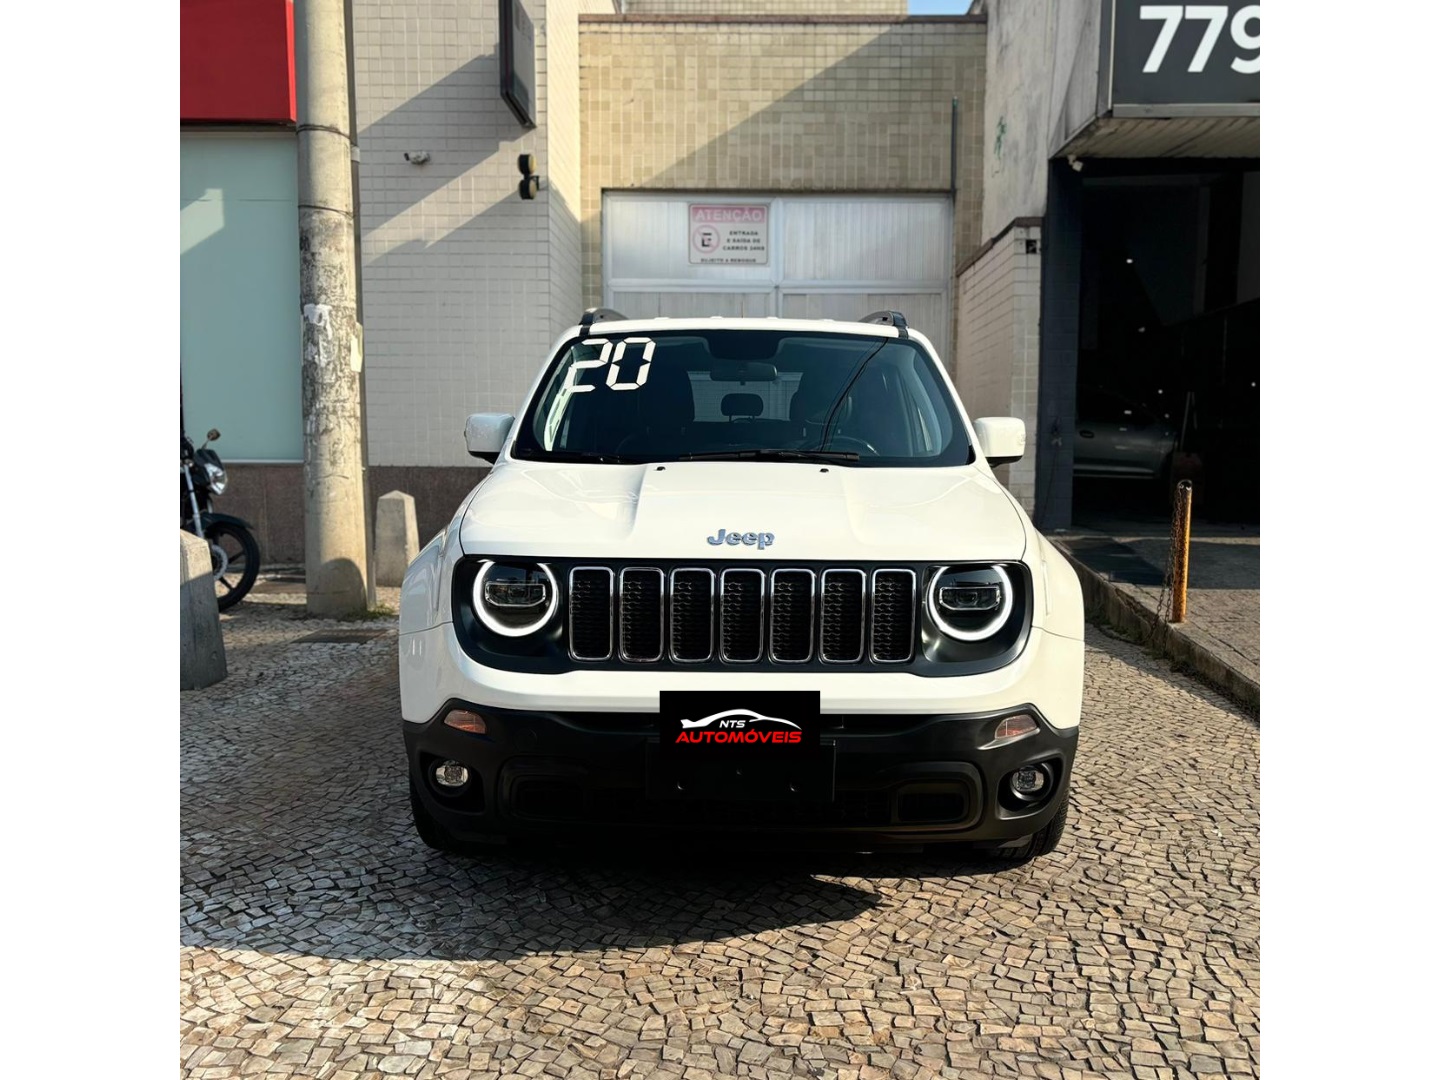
[205, 521, 260, 611]
[995, 793, 1070, 863]
[410, 776, 465, 854]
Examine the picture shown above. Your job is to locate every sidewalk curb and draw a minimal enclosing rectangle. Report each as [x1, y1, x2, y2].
[1059, 548, 1261, 713]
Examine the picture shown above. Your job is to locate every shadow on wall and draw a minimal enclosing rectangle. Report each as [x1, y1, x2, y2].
[358, 50, 516, 233]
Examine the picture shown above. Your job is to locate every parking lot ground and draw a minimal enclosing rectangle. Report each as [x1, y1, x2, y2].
[182, 589, 1258, 1080]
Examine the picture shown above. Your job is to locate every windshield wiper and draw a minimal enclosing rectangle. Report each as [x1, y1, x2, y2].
[679, 448, 861, 464]
[531, 449, 646, 464]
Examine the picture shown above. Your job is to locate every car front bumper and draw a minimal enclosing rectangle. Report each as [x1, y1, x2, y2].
[404, 702, 1077, 848]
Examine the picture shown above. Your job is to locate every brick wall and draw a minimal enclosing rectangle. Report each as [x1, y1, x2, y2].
[578, 18, 987, 307]
[954, 221, 1041, 510]
[622, 2, 908, 14]
[354, 0, 601, 469]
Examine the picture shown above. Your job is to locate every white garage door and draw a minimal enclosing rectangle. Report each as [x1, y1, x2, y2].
[603, 194, 953, 359]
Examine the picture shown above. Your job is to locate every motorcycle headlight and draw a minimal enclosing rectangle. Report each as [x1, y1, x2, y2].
[927, 564, 1014, 641]
[203, 462, 228, 495]
[472, 560, 558, 636]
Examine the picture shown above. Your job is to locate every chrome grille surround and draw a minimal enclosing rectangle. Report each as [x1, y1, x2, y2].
[818, 568, 866, 664]
[567, 566, 614, 661]
[668, 567, 716, 663]
[564, 563, 931, 668]
[868, 568, 917, 664]
[718, 567, 765, 663]
[617, 567, 665, 663]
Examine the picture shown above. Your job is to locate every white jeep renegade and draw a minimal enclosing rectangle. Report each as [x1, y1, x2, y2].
[399, 310, 1084, 862]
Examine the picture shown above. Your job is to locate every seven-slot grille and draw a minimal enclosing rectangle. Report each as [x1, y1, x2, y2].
[566, 566, 916, 665]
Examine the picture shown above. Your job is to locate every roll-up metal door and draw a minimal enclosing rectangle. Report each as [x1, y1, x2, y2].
[603, 193, 953, 357]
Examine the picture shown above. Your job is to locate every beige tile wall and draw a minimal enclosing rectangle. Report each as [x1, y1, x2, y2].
[621, 2, 908, 14]
[578, 19, 987, 311]
[954, 222, 1041, 510]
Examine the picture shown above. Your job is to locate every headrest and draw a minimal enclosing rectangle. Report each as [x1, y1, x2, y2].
[721, 392, 764, 418]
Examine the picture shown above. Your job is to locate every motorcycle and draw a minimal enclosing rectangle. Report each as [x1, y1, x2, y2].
[182, 427, 261, 610]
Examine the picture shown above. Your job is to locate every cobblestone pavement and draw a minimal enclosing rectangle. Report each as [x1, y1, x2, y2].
[182, 590, 1259, 1080]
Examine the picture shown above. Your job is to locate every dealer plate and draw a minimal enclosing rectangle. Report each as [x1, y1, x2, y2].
[648, 691, 832, 802]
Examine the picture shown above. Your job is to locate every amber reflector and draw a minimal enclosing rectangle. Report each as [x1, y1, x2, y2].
[443, 709, 488, 734]
[993, 715, 1038, 741]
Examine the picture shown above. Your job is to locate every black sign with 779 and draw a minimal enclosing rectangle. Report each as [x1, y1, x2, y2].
[1109, 1, 1260, 110]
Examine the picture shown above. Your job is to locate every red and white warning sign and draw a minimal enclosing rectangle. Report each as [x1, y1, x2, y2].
[688, 204, 769, 266]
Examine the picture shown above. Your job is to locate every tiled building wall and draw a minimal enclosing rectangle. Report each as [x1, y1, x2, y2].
[353, 0, 560, 469]
[622, 2, 908, 14]
[549, 1, 617, 349]
[578, 17, 988, 315]
[955, 222, 1041, 510]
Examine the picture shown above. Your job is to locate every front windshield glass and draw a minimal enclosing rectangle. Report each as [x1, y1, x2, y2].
[510, 330, 974, 467]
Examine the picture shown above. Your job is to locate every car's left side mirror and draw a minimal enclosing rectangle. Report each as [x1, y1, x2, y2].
[973, 417, 1026, 466]
[465, 413, 515, 463]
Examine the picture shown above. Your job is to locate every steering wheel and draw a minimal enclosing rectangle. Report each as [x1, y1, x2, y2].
[824, 435, 881, 457]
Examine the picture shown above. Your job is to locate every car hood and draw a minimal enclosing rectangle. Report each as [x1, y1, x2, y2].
[459, 460, 1028, 561]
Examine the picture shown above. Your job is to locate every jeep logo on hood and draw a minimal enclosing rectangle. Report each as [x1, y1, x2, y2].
[707, 528, 775, 550]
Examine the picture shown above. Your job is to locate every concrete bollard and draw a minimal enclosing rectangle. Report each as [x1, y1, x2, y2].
[181, 530, 227, 689]
[375, 490, 419, 587]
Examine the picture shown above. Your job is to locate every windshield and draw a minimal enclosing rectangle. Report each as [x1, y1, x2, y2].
[511, 330, 974, 467]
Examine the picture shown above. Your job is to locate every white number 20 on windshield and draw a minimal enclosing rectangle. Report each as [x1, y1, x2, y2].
[564, 337, 656, 393]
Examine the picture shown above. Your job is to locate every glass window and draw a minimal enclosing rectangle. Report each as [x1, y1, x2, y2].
[512, 330, 974, 467]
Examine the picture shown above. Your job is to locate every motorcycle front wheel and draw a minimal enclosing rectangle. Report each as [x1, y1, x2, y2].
[206, 521, 261, 611]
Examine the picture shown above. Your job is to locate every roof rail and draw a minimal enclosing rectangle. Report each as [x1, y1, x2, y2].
[579, 307, 628, 333]
[860, 310, 908, 338]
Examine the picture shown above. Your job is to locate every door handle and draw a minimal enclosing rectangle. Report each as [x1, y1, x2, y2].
[1078, 429, 1095, 438]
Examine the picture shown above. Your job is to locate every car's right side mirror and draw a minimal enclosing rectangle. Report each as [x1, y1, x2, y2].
[464, 413, 515, 463]
[973, 417, 1026, 466]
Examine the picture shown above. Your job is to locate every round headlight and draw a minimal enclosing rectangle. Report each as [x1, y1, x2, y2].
[473, 560, 558, 636]
[927, 564, 1013, 641]
[203, 462, 228, 495]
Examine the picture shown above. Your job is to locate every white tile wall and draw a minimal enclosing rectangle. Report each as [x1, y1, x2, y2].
[955, 224, 1041, 510]
[354, 0, 604, 467]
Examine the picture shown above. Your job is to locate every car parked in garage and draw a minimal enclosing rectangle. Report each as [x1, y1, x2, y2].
[399, 310, 1085, 862]
[1073, 386, 1178, 481]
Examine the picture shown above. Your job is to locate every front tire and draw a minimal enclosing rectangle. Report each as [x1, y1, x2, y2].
[205, 521, 260, 611]
[409, 777, 467, 854]
[996, 793, 1070, 863]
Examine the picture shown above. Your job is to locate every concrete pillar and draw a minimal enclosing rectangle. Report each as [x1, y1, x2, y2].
[374, 491, 419, 587]
[297, 0, 370, 616]
[181, 531, 227, 689]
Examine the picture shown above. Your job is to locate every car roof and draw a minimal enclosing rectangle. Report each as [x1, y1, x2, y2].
[560, 316, 912, 339]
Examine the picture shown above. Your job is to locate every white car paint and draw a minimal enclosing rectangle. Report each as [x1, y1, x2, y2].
[454, 459, 1028, 562]
[400, 316, 1084, 731]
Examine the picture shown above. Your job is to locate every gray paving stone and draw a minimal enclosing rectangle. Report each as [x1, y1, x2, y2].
[182, 589, 1258, 1080]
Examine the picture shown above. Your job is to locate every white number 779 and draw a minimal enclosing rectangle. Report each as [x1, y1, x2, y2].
[1140, 5, 1260, 75]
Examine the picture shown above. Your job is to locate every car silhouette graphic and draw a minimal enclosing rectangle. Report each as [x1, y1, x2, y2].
[679, 708, 801, 731]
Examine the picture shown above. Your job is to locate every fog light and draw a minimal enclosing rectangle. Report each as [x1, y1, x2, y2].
[1009, 765, 1048, 800]
[982, 713, 1038, 749]
[433, 761, 470, 789]
[443, 709, 488, 735]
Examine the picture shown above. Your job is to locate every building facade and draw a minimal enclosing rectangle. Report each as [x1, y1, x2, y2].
[180, 0, 305, 556]
[180, 0, 1259, 562]
[969, 0, 1259, 526]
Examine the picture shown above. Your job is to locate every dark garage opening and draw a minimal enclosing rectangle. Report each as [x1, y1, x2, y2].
[1071, 162, 1259, 526]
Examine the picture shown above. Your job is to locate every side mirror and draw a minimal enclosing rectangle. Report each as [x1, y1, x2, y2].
[465, 413, 515, 463]
[973, 417, 1025, 466]
[206, 428, 222, 442]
